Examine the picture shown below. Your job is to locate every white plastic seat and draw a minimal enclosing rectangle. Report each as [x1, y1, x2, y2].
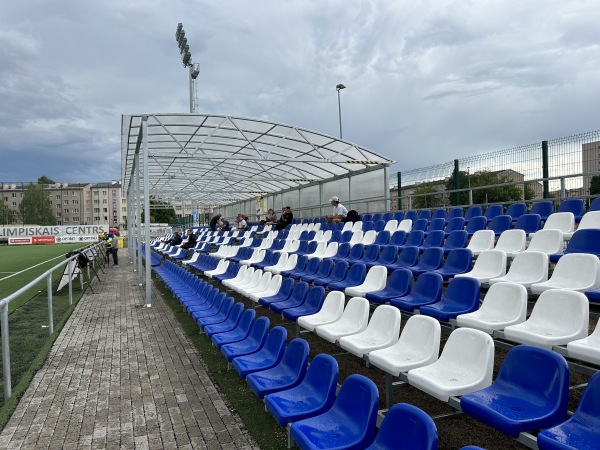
[351, 221, 363, 232]
[368, 315, 441, 376]
[503, 289, 589, 349]
[257, 238, 274, 250]
[344, 266, 388, 297]
[281, 240, 301, 254]
[493, 229, 526, 257]
[530, 253, 600, 294]
[524, 229, 564, 255]
[263, 252, 289, 272]
[338, 305, 401, 358]
[231, 268, 263, 294]
[248, 274, 283, 303]
[456, 282, 528, 334]
[242, 271, 273, 298]
[274, 240, 294, 253]
[312, 223, 321, 232]
[305, 241, 327, 259]
[348, 230, 364, 247]
[269, 253, 298, 275]
[315, 297, 370, 343]
[297, 291, 346, 332]
[455, 250, 506, 283]
[318, 230, 333, 242]
[397, 219, 412, 233]
[488, 251, 549, 288]
[466, 230, 495, 256]
[311, 230, 324, 242]
[407, 328, 495, 402]
[383, 220, 399, 233]
[205, 259, 229, 278]
[222, 265, 252, 289]
[239, 238, 254, 247]
[181, 252, 201, 266]
[567, 320, 600, 365]
[313, 242, 339, 261]
[564, 211, 600, 240]
[341, 222, 354, 233]
[540, 212, 575, 238]
[359, 230, 377, 246]
[240, 249, 266, 266]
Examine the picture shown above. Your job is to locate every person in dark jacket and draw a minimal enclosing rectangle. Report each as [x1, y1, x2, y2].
[209, 214, 222, 231]
[181, 229, 197, 249]
[275, 206, 293, 231]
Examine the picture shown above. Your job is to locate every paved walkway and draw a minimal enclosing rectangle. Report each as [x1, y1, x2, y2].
[0, 253, 258, 450]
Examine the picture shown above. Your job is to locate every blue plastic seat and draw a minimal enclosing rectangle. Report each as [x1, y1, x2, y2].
[371, 213, 383, 222]
[361, 214, 373, 222]
[220, 316, 270, 362]
[461, 345, 569, 438]
[418, 209, 432, 221]
[327, 263, 367, 291]
[488, 215, 513, 236]
[412, 218, 429, 232]
[393, 211, 405, 222]
[390, 272, 444, 312]
[328, 230, 342, 243]
[282, 286, 326, 321]
[246, 338, 310, 399]
[366, 268, 412, 304]
[344, 243, 366, 265]
[373, 230, 391, 246]
[365, 403, 438, 450]
[203, 303, 245, 337]
[290, 257, 320, 280]
[253, 251, 281, 270]
[424, 218, 446, 235]
[301, 259, 334, 284]
[296, 240, 319, 257]
[281, 255, 309, 278]
[195, 297, 234, 328]
[484, 204, 504, 222]
[382, 212, 393, 222]
[290, 374, 379, 450]
[327, 242, 351, 261]
[557, 198, 585, 222]
[419, 276, 481, 322]
[442, 230, 469, 255]
[537, 370, 600, 450]
[190, 292, 227, 320]
[360, 244, 382, 266]
[373, 220, 386, 233]
[432, 208, 447, 221]
[258, 277, 295, 307]
[405, 210, 418, 222]
[505, 202, 527, 222]
[464, 205, 483, 223]
[465, 216, 487, 237]
[446, 207, 464, 223]
[362, 221, 375, 232]
[288, 240, 309, 256]
[549, 228, 600, 263]
[514, 213, 541, 235]
[398, 230, 425, 249]
[339, 230, 354, 244]
[385, 246, 420, 271]
[265, 354, 339, 427]
[270, 282, 309, 314]
[530, 200, 554, 221]
[211, 308, 256, 349]
[388, 230, 407, 247]
[443, 216, 466, 237]
[418, 230, 445, 252]
[431, 248, 473, 280]
[313, 260, 349, 287]
[366, 244, 399, 270]
[232, 326, 287, 378]
[410, 247, 444, 276]
[589, 197, 600, 212]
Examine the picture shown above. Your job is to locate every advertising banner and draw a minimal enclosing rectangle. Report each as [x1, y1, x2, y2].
[32, 236, 56, 245]
[0, 225, 110, 239]
[8, 237, 32, 245]
[55, 235, 99, 244]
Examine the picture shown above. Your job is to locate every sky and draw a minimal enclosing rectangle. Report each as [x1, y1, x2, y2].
[1, 0, 599, 184]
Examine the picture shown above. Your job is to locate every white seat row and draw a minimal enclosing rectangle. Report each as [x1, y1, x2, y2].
[467, 229, 564, 257]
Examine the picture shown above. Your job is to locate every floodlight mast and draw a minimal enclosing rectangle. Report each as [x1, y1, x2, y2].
[175, 23, 200, 113]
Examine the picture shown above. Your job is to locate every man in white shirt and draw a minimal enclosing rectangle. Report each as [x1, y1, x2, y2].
[326, 196, 348, 223]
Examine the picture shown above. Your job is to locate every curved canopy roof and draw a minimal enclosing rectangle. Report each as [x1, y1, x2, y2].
[121, 114, 395, 206]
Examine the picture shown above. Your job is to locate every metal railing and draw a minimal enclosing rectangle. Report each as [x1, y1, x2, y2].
[0, 242, 105, 400]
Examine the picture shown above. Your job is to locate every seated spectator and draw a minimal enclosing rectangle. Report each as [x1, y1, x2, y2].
[181, 229, 197, 249]
[217, 217, 230, 231]
[275, 206, 294, 231]
[265, 208, 277, 224]
[234, 214, 247, 231]
[209, 213, 222, 231]
[326, 196, 348, 223]
[168, 232, 182, 246]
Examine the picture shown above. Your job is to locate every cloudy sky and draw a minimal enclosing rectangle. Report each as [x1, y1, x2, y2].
[1, 0, 599, 184]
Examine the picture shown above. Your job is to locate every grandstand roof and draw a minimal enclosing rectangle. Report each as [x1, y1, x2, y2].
[121, 114, 395, 206]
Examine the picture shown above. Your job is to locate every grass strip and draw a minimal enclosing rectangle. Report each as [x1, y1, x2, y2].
[155, 278, 289, 450]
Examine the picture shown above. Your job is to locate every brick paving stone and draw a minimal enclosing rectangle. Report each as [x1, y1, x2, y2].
[0, 253, 258, 449]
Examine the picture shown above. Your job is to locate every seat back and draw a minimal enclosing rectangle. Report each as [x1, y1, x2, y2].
[504, 251, 549, 281]
[543, 212, 575, 234]
[549, 253, 600, 289]
[557, 198, 585, 217]
[530, 200, 554, 221]
[467, 230, 495, 254]
[383, 220, 398, 233]
[389, 230, 407, 246]
[589, 197, 600, 211]
[418, 247, 444, 269]
[396, 246, 419, 267]
[494, 229, 526, 255]
[412, 272, 444, 301]
[505, 202, 526, 221]
[367, 305, 402, 343]
[382, 212, 393, 222]
[412, 218, 429, 232]
[386, 268, 413, 294]
[247, 316, 271, 344]
[362, 244, 381, 263]
[440, 248, 473, 273]
[577, 211, 600, 231]
[447, 207, 464, 221]
[564, 228, 600, 256]
[437, 276, 480, 310]
[393, 211, 405, 222]
[528, 289, 589, 337]
[372, 403, 438, 450]
[346, 243, 365, 261]
[348, 230, 364, 247]
[372, 220, 386, 233]
[399, 315, 441, 365]
[465, 216, 487, 235]
[314, 258, 334, 278]
[302, 286, 326, 310]
[326, 260, 349, 283]
[438, 328, 495, 384]
[361, 265, 388, 289]
[331, 242, 351, 259]
[467, 249, 507, 276]
[374, 231, 391, 246]
[426, 218, 446, 233]
[432, 208, 447, 221]
[405, 210, 418, 222]
[421, 230, 444, 249]
[352, 221, 363, 232]
[371, 213, 383, 222]
[331, 374, 379, 441]
[360, 230, 377, 246]
[418, 209, 432, 221]
[443, 230, 468, 250]
[484, 204, 504, 222]
[361, 214, 373, 222]
[378, 245, 399, 265]
[525, 229, 564, 254]
[344, 263, 367, 285]
[464, 205, 483, 221]
[316, 291, 346, 320]
[338, 297, 370, 328]
[397, 219, 413, 233]
[514, 213, 542, 234]
[489, 215, 513, 235]
[300, 353, 339, 409]
[444, 217, 466, 234]
[404, 230, 425, 247]
[279, 338, 310, 374]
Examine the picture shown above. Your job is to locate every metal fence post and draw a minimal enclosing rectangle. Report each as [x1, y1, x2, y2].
[47, 274, 54, 335]
[397, 172, 402, 211]
[542, 140, 549, 198]
[1, 301, 11, 399]
[68, 259, 73, 306]
[454, 159, 460, 205]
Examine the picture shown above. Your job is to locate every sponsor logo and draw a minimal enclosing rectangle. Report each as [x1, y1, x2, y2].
[32, 236, 56, 245]
[8, 237, 32, 245]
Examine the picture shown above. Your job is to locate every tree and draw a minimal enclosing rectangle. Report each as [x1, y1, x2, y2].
[0, 198, 17, 225]
[446, 170, 524, 205]
[412, 183, 443, 209]
[19, 183, 57, 225]
[141, 199, 176, 224]
[37, 176, 55, 185]
[590, 175, 600, 196]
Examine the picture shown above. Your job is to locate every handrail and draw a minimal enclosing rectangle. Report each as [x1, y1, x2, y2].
[0, 241, 104, 400]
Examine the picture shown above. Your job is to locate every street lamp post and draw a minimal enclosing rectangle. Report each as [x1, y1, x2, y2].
[336, 83, 346, 139]
[176, 23, 200, 113]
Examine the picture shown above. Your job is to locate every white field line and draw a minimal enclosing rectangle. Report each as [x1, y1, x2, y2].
[0, 254, 67, 282]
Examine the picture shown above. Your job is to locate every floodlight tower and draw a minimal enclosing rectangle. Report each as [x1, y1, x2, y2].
[175, 23, 200, 113]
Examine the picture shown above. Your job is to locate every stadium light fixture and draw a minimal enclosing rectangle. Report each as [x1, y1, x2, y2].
[175, 23, 200, 113]
[336, 83, 346, 139]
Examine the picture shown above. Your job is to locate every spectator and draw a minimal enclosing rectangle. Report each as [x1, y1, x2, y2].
[217, 217, 230, 231]
[326, 196, 348, 223]
[234, 214, 247, 231]
[209, 213, 222, 231]
[275, 206, 294, 231]
[265, 208, 277, 224]
[181, 229, 197, 249]
[110, 232, 119, 267]
[168, 232, 183, 246]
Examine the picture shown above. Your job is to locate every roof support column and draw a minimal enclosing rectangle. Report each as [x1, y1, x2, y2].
[142, 116, 152, 307]
[383, 165, 390, 212]
[135, 151, 143, 283]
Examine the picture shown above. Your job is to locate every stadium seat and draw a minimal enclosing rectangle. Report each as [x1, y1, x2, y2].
[300, 258, 334, 284]
[211, 309, 256, 349]
[441, 230, 468, 255]
[430, 248, 473, 280]
[466, 215, 490, 237]
[326, 242, 351, 262]
[220, 316, 270, 362]
[365, 243, 398, 269]
[524, 229, 564, 255]
[557, 198, 585, 222]
[418, 230, 445, 252]
[424, 218, 446, 235]
[589, 197, 600, 211]
[232, 326, 287, 379]
[290, 374, 379, 450]
[326, 263, 367, 292]
[270, 282, 309, 314]
[537, 371, 600, 450]
[315, 296, 370, 343]
[493, 229, 526, 257]
[390, 272, 444, 312]
[549, 228, 600, 263]
[443, 217, 466, 237]
[405, 210, 418, 222]
[456, 282, 528, 334]
[505, 202, 527, 222]
[529, 200, 554, 221]
[203, 302, 245, 338]
[393, 211, 405, 222]
[297, 291, 345, 332]
[383, 220, 398, 233]
[563, 211, 600, 240]
[503, 289, 589, 348]
[398, 230, 425, 249]
[464, 205, 483, 223]
[419, 276, 481, 323]
[488, 214, 512, 236]
[446, 207, 464, 223]
[282, 286, 326, 321]
[456, 249, 506, 283]
[313, 260, 349, 287]
[514, 213, 542, 235]
[567, 319, 600, 365]
[365, 268, 412, 304]
[258, 277, 295, 307]
[266, 252, 295, 274]
[265, 353, 339, 427]
[358, 244, 382, 267]
[397, 219, 412, 233]
[385, 246, 420, 271]
[530, 253, 600, 294]
[461, 345, 569, 438]
[488, 251, 548, 288]
[412, 218, 429, 233]
[410, 247, 444, 277]
[484, 204, 503, 222]
[466, 230, 495, 256]
[541, 212, 575, 237]
[432, 208, 447, 221]
[373, 230, 391, 246]
[339, 305, 402, 358]
[344, 265, 388, 298]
